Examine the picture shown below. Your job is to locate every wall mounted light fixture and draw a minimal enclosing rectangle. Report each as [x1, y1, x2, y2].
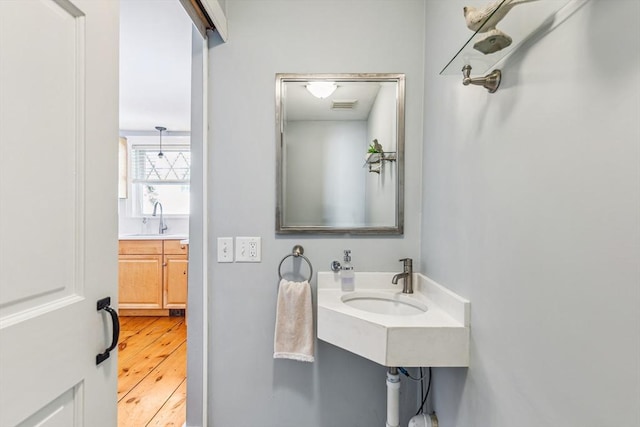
[306, 82, 337, 99]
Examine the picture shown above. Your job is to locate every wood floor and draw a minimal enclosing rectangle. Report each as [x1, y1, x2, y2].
[118, 316, 186, 427]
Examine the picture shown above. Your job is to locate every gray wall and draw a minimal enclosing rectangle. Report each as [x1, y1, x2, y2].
[421, 1, 640, 426]
[207, 0, 425, 426]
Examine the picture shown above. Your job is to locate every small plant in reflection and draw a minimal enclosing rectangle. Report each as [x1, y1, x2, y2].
[368, 139, 383, 153]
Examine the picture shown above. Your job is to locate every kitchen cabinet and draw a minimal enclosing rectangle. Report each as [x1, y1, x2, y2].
[163, 240, 188, 309]
[118, 239, 188, 315]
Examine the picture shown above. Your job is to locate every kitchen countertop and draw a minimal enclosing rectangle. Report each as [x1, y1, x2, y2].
[119, 234, 189, 242]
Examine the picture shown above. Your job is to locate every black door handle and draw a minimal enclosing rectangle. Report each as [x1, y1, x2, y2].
[96, 297, 120, 365]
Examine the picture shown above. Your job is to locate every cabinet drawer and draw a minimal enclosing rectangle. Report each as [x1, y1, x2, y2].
[119, 240, 163, 255]
[164, 240, 188, 255]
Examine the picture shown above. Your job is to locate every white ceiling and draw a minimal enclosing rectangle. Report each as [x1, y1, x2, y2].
[119, 0, 193, 132]
[284, 81, 382, 121]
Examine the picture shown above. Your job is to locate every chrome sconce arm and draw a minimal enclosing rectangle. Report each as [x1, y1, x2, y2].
[462, 65, 501, 93]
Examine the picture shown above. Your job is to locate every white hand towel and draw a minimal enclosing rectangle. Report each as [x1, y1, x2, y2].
[273, 279, 315, 362]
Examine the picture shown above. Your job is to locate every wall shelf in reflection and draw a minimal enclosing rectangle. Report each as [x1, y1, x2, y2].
[364, 152, 397, 164]
[363, 152, 396, 174]
[441, 0, 588, 91]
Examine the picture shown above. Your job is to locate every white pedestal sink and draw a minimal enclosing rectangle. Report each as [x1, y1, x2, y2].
[317, 272, 470, 367]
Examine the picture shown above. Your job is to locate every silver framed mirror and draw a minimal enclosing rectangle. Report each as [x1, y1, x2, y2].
[276, 73, 405, 234]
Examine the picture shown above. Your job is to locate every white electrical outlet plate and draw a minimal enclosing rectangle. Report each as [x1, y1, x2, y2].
[217, 237, 234, 263]
[236, 236, 261, 262]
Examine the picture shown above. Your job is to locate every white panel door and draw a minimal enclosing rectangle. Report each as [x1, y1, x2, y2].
[0, 1, 119, 426]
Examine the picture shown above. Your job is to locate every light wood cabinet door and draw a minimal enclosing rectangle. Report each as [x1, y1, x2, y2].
[118, 254, 163, 309]
[164, 254, 188, 308]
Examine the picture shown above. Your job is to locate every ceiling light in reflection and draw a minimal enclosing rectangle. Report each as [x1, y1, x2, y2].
[306, 82, 337, 99]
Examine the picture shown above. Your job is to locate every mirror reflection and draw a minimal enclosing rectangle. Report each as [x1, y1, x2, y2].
[276, 73, 405, 234]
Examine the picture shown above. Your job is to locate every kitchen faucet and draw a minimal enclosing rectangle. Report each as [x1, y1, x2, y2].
[152, 201, 168, 234]
[391, 258, 413, 294]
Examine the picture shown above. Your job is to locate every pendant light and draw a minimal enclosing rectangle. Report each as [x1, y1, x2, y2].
[155, 126, 166, 158]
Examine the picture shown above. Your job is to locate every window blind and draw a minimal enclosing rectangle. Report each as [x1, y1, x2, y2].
[132, 145, 191, 183]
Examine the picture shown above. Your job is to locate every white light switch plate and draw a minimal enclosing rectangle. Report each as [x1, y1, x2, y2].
[217, 237, 234, 262]
[236, 237, 261, 262]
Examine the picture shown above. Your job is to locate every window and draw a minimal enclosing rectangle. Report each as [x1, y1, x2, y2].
[131, 145, 190, 216]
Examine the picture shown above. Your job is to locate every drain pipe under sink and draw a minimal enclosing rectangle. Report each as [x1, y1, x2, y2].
[386, 367, 439, 427]
[386, 367, 401, 427]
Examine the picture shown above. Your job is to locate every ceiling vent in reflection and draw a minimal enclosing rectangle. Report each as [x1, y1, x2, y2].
[331, 99, 358, 110]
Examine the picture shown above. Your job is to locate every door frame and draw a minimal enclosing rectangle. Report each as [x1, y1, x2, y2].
[186, 24, 209, 427]
[179, 2, 227, 426]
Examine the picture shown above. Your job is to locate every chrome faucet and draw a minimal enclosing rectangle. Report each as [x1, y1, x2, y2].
[391, 258, 413, 294]
[152, 201, 168, 234]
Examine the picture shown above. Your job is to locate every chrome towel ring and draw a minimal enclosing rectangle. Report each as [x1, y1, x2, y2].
[278, 245, 313, 282]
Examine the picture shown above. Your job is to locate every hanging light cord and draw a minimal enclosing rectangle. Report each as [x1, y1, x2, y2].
[155, 126, 166, 158]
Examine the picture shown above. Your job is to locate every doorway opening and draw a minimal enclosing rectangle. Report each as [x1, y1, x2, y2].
[117, 1, 195, 425]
